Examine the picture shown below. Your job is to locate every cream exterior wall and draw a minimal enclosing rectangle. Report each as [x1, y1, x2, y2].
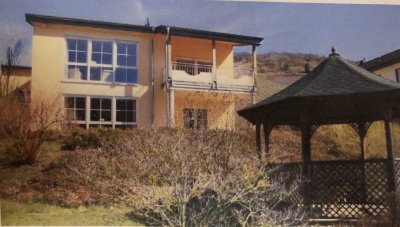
[174, 90, 252, 130]
[171, 36, 235, 78]
[30, 22, 250, 129]
[373, 63, 400, 82]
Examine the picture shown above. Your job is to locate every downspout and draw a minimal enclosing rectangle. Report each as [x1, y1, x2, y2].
[150, 28, 155, 125]
[165, 26, 171, 127]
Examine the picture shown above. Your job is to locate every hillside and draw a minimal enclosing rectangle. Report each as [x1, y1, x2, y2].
[235, 52, 325, 101]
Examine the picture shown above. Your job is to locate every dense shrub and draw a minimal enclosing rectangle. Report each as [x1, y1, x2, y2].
[61, 128, 125, 151]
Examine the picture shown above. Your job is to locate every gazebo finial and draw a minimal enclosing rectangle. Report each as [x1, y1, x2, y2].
[330, 46, 339, 56]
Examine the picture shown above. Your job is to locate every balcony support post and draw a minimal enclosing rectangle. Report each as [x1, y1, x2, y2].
[212, 40, 217, 89]
[252, 45, 257, 104]
[165, 27, 175, 128]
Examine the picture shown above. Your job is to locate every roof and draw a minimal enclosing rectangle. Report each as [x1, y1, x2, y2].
[25, 13, 154, 34]
[25, 14, 263, 46]
[362, 49, 400, 71]
[154, 25, 263, 46]
[238, 48, 400, 125]
[1, 65, 32, 71]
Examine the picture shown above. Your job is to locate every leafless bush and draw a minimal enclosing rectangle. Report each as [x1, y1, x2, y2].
[0, 96, 61, 164]
[28, 127, 306, 225]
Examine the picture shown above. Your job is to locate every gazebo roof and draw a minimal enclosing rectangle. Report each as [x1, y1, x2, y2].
[238, 48, 400, 125]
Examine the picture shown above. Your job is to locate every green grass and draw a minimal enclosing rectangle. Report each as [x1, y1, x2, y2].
[0, 200, 142, 226]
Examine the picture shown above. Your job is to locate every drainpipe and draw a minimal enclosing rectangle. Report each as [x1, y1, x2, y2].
[150, 29, 155, 126]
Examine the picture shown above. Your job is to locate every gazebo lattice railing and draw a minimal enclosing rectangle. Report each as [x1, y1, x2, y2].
[238, 48, 400, 224]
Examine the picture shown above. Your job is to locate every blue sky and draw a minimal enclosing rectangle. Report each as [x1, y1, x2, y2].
[0, 0, 399, 66]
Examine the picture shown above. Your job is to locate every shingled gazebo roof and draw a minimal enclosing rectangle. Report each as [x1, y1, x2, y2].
[238, 48, 400, 126]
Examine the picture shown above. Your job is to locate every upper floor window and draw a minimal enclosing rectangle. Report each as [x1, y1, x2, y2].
[116, 42, 137, 83]
[65, 38, 137, 84]
[396, 68, 400, 82]
[67, 39, 88, 80]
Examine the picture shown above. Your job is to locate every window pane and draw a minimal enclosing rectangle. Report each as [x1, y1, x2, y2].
[67, 39, 76, 50]
[91, 98, 100, 109]
[77, 40, 87, 51]
[103, 53, 112, 65]
[117, 43, 126, 54]
[92, 53, 101, 64]
[77, 52, 87, 63]
[65, 97, 75, 108]
[67, 66, 76, 79]
[76, 110, 86, 121]
[116, 100, 126, 110]
[127, 69, 137, 83]
[117, 55, 127, 66]
[102, 68, 113, 82]
[116, 111, 126, 122]
[76, 97, 86, 109]
[77, 66, 87, 80]
[115, 68, 126, 83]
[90, 67, 101, 81]
[127, 44, 136, 55]
[102, 99, 111, 110]
[92, 41, 101, 52]
[91, 110, 100, 121]
[101, 110, 111, 121]
[68, 51, 76, 62]
[127, 111, 135, 122]
[66, 109, 75, 120]
[127, 55, 136, 67]
[103, 42, 112, 53]
[127, 100, 135, 110]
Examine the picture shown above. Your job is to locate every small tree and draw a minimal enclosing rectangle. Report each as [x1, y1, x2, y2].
[0, 96, 61, 164]
[0, 39, 24, 97]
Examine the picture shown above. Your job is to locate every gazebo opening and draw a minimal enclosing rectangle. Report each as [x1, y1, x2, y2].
[238, 48, 400, 223]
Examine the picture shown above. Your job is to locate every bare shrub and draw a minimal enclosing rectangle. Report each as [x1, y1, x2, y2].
[0, 96, 61, 164]
[27, 127, 306, 225]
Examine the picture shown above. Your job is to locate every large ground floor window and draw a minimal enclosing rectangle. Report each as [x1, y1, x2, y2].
[64, 95, 137, 129]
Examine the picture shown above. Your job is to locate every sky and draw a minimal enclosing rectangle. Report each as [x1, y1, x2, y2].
[0, 0, 399, 66]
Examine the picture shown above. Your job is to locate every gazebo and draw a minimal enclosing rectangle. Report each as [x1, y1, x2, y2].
[238, 48, 400, 222]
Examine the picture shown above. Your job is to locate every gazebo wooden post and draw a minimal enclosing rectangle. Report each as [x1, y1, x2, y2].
[357, 122, 370, 203]
[263, 122, 272, 161]
[300, 116, 312, 213]
[255, 118, 262, 160]
[384, 108, 398, 223]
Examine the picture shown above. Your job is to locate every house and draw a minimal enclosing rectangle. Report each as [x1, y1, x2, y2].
[362, 49, 400, 82]
[25, 14, 263, 129]
[0, 65, 31, 101]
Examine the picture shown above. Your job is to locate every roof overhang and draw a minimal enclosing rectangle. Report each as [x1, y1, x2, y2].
[25, 14, 263, 46]
[26, 13, 155, 34]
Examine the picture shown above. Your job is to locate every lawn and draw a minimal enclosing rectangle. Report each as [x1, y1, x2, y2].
[0, 139, 143, 226]
[0, 200, 142, 226]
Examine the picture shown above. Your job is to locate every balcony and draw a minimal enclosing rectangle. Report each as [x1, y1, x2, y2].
[170, 62, 255, 93]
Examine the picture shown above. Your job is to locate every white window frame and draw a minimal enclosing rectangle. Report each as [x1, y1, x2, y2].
[63, 95, 138, 129]
[66, 38, 89, 81]
[115, 41, 139, 84]
[89, 96, 113, 127]
[183, 108, 208, 129]
[115, 98, 138, 127]
[63, 95, 87, 125]
[89, 39, 114, 82]
[64, 37, 139, 85]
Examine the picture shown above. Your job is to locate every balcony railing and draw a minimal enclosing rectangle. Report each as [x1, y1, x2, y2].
[171, 62, 255, 92]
